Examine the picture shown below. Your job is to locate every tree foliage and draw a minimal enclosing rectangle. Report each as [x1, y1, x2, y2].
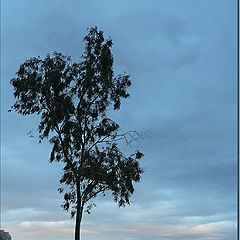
[10, 26, 144, 238]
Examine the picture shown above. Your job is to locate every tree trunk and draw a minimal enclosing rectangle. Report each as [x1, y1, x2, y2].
[75, 183, 83, 240]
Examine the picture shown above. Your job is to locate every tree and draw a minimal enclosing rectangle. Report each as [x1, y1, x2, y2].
[10, 26, 144, 240]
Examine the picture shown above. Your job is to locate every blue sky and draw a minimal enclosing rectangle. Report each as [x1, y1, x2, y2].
[1, 0, 238, 239]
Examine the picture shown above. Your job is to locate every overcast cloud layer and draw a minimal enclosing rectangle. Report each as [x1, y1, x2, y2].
[1, 0, 237, 240]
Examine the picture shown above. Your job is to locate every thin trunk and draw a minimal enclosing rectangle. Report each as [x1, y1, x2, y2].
[75, 204, 82, 240]
[75, 183, 83, 240]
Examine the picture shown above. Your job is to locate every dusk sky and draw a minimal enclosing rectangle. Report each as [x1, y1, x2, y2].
[1, 0, 238, 240]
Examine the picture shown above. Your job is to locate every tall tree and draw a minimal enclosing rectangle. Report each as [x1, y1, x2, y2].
[10, 27, 144, 240]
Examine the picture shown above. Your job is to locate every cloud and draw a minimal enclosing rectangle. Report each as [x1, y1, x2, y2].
[5, 218, 235, 240]
[82, 220, 236, 240]
[6, 220, 73, 240]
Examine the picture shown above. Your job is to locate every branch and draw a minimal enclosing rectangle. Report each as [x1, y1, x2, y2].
[82, 181, 97, 202]
[83, 185, 109, 204]
[54, 125, 79, 181]
[87, 130, 145, 152]
[87, 135, 109, 152]
[114, 130, 146, 147]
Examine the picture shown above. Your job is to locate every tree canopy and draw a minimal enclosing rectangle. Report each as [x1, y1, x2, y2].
[10, 26, 144, 240]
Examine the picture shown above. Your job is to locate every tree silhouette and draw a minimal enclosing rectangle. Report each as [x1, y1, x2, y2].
[10, 26, 144, 240]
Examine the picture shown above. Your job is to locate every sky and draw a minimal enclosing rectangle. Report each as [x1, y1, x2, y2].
[1, 0, 238, 240]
